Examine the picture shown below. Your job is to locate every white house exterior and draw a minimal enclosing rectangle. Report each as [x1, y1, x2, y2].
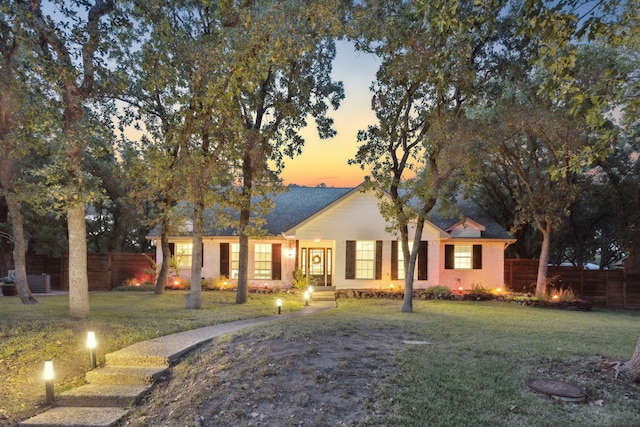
[148, 183, 515, 291]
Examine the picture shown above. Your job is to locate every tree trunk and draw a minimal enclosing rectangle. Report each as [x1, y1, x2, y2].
[400, 227, 414, 313]
[236, 154, 253, 305]
[621, 337, 640, 382]
[535, 222, 552, 295]
[6, 196, 38, 304]
[0, 138, 38, 304]
[68, 203, 90, 319]
[185, 199, 204, 309]
[237, 220, 250, 304]
[155, 221, 170, 294]
[401, 217, 426, 313]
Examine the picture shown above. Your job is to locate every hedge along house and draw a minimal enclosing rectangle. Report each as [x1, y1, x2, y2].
[147, 182, 515, 291]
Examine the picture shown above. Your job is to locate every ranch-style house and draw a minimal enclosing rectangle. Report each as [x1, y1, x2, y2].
[147, 182, 516, 290]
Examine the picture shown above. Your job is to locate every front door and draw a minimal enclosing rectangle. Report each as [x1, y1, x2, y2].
[304, 248, 332, 286]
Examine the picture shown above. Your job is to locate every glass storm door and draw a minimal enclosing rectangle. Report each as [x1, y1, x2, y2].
[307, 248, 332, 286]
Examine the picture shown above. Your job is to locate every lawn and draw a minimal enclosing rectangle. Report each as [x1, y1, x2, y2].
[2, 292, 640, 426]
[0, 290, 303, 425]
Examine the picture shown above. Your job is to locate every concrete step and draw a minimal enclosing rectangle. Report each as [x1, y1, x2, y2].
[56, 384, 150, 407]
[105, 352, 172, 368]
[85, 365, 167, 386]
[312, 290, 336, 302]
[17, 406, 129, 427]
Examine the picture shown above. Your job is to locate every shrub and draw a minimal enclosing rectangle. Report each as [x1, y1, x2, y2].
[542, 286, 577, 302]
[205, 276, 234, 290]
[425, 285, 452, 299]
[292, 269, 317, 290]
[470, 283, 488, 293]
[113, 283, 155, 292]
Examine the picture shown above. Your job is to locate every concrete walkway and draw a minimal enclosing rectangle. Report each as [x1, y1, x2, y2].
[18, 298, 336, 427]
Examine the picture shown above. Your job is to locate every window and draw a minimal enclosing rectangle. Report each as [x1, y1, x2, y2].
[454, 245, 472, 269]
[175, 243, 192, 268]
[230, 243, 240, 279]
[445, 244, 482, 270]
[356, 241, 375, 279]
[346, 241, 382, 280]
[254, 243, 272, 279]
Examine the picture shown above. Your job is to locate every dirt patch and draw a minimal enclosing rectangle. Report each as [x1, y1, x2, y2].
[122, 328, 401, 427]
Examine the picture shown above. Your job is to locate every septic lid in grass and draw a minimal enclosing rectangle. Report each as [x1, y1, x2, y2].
[526, 378, 587, 402]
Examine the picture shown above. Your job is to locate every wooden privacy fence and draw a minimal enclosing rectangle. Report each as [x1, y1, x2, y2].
[4, 253, 154, 291]
[60, 253, 155, 291]
[504, 259, 640, 309]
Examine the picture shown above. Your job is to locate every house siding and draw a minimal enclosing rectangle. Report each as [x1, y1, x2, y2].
[158, 237, 293, 288]
[438, 241, 506, 289]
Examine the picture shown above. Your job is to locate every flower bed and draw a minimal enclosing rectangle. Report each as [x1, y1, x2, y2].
[334, 289, 592, 311]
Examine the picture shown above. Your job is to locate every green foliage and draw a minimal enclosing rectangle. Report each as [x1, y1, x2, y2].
[540, 286, 578, 302]
[470, 283, 488, 293]
[204, 276, 235, 291]
[292, 269, 317, 290]
[113, 283, 156, 292]
[424, 285, 452, 299]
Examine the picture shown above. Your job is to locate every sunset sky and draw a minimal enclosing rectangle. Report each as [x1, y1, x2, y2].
[280, 41, 380, 188]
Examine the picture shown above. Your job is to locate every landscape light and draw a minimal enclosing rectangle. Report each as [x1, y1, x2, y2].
[44, 360, 54, 404]
[87, 331, 97, 369]
[276, 298, 282, 315]
[496, 288, 502, 293]
[390, 283, 394, 290]
[304, 291, 310, 306]
[552, 295, 559, 300]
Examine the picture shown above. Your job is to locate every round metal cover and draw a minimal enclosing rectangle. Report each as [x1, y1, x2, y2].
[526, 378, 587, 402]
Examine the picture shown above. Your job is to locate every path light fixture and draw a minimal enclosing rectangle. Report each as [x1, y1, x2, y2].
[87, 331, 97, 369]
[276, 298, 282, 315]
[390, 283, 394, 291]
[304, 291, 310, 306]
[44, 360, 54, 404]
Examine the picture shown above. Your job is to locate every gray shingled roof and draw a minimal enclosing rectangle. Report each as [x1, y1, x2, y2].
[260, 186, 353, 235]
[428, 197, 515, 240]
[147, 186, 353, 237]
[148, 185, 513, 240]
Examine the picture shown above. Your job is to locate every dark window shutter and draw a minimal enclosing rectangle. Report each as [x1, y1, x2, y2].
[445, 244, 454, 269]
[272, 243, 282, 280]
[220, 243, 229, 277]
[345, 241, 355, 279]
[473, 244, 482, 270]
[418, 241, 428, 280]
[201, 244, 204, 268]
[375, 241, 383, 280]
[391, 241, 398, 280]
[168, 243, 175, 258]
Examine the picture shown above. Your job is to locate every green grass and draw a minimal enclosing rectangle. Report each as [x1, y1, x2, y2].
[0, 290, 302, 424]
[344, 300, 640, 427]
[2, 293, 640, 426]
[217, 298, 640, 427]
